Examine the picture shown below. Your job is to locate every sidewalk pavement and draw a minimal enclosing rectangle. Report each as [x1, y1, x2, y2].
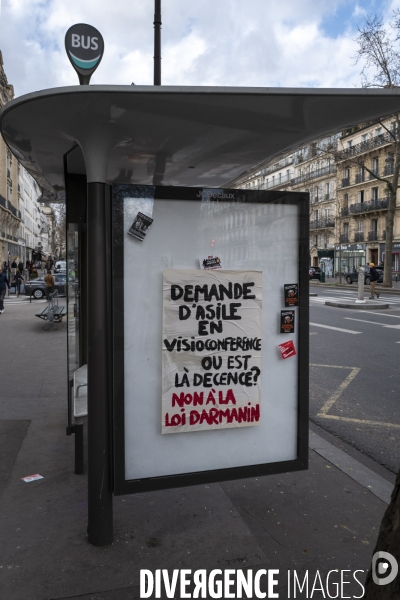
[0, 301, 397, 600]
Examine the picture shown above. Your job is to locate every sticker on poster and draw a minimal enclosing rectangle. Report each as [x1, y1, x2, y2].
[278, 340, 296, 359]
[127, 212, 153, 241]
[162, 269, 262, 434]
[200, 256, 222, 270]
[284, 283, 298, 307]
[280, 310, 295, 334]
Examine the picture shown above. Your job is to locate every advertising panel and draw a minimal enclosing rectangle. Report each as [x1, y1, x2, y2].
[112, 185, 309, 494]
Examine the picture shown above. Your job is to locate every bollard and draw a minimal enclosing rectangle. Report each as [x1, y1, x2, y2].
[355, 267, 366, 304]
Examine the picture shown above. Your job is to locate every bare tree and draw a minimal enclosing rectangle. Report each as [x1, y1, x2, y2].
[351, 13, 400, 287]
[51, 203, 66, 258]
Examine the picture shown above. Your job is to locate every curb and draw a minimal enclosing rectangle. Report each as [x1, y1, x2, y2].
[325, 301, 390, 310]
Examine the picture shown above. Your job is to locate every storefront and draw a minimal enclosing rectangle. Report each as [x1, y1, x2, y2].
[334, 243, 366, 274]
[6, 240, 25, 264]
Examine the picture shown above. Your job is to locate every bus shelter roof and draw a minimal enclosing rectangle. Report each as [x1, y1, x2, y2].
[1, 85, 400, 202]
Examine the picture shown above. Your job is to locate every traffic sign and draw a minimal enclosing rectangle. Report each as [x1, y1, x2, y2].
[65, 23, 104, 85]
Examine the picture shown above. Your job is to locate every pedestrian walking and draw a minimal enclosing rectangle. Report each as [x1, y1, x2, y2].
[369, 263, 380, 299]
[18, 260, 24, 274]
[15, 270, 23, 296]
[44, 270, 55, 301]
[0, 268, 10, 314]
[11, 259, 17, 277]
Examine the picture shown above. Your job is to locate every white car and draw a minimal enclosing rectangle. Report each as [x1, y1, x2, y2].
[54, 261, 67, 273]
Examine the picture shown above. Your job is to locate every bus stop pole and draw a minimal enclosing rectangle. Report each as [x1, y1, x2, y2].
[87, 181, 113, 546]
[154, 0, 161, 85]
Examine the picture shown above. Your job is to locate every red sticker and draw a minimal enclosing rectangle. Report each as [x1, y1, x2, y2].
[279, 339, 297, 359]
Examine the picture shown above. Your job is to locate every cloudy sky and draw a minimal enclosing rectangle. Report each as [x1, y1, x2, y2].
[0, 0, 399, 98]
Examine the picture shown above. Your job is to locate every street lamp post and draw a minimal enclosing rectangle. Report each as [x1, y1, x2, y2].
[154, 0, 162, 85]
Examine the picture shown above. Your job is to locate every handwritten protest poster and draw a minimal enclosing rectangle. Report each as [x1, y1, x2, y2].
[162, 269, 262, 434]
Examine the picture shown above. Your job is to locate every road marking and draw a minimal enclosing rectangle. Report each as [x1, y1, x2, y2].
[318, 414, 400, 430]
[362, 311, 400, 318]
[312, 364, 400, 430]
[310, 322, 362, 334]
[317, 366, 361, 415]
[344, 317, 400, 329]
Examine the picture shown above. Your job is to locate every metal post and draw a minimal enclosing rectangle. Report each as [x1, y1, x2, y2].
[87, 182, 113, 546]
[355, 266, 366, 304]
[74, 422, 84, 474]
[154, 0, 162, 85]
[339, 244, 342, 284]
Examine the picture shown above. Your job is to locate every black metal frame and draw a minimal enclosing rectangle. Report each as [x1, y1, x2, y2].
[112, 185, 309, 496]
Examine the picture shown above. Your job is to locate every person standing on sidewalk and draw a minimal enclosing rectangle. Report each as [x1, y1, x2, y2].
[44, 270, 55, 301]
[369, 263, 380, 299]
[0, 268, 10, 314]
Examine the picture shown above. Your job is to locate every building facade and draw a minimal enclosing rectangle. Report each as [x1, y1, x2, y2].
[1, 51, 56, 266]
[227, 135, 339, 271]
[335, 119, 400, 273]
[0, 51, 22, 266]
[227, 121, 400, 277]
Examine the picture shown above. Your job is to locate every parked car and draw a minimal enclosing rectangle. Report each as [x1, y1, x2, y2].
[54, 260, 67, 273]
[309, 266, 321, 280]
[345, 266, 384, 285]
[23, 273, 67, 299]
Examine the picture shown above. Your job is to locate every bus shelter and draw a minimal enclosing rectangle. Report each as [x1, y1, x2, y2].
[1, 85, 400, 546]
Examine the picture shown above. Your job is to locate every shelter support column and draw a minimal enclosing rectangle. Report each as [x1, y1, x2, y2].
[87, 182, 113, 546]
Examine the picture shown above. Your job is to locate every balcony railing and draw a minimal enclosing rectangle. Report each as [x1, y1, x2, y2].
[0, 194, 6, 209]
[349, 198, 388, 214]
[341, 177, 350, 187]
[340, 234, 349, 243]
[355, 173, 365, 184]
[341, 206, 349, 217]
[263, 173, 292, 189]
[336, 131, 396, 160]
[368, 230, 378, 241]
[291, 164, 336, 186]
[384, 164, 394, 176]
[309, 218, 335, 230]
[354, 232, 364, 242]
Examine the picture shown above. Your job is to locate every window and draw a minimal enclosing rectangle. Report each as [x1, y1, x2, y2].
[362, 134, 368, 143]
[344, 223, 349, 235]
[372, 157, 379, 173]
[357, 221, 364, 232]
[325, 208, 330, 219]
[343, 193, 349, 208]
[358, 190, 364, 203]
[371, 219, 378, 233]
[347, 140, 352, 148]
[372, 187, 379, 200]
[375, 127, 382, 136]
[344, 167, 350, 179]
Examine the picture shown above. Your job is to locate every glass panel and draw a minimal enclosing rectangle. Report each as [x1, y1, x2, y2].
[67, 227, 80, 381]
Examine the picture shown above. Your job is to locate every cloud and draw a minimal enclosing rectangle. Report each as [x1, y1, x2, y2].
[0, 0, 389, 97]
